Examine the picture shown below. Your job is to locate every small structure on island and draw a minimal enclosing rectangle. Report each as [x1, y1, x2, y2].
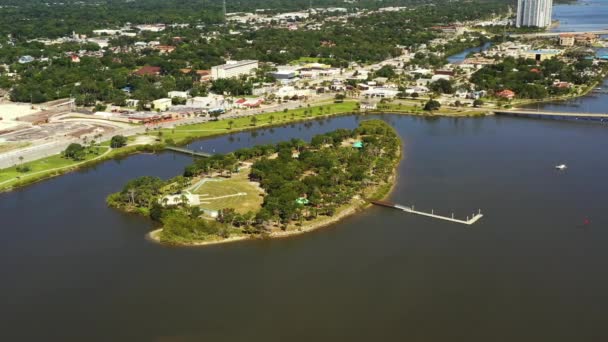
[352, 141, 364, 149]
[296, 197, 309, 205]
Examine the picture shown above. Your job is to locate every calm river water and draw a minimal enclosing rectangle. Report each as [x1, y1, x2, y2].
[2, 109, 608, 341]
[551, 0, 608, 32]
[3, 2, 608, 338]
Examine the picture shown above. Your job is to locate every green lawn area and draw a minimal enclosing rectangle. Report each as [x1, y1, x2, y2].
[289, 57, 324, 65]
[189, 171, 263, 214]
[159, 101, 359, 143]
[0, 147, 109, 187]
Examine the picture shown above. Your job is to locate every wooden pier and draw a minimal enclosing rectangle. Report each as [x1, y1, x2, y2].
[165, 146, 213, 157]
[371, 200, 483, 226]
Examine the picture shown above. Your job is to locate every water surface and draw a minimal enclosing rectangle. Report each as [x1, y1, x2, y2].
[2, 113, 608, 341]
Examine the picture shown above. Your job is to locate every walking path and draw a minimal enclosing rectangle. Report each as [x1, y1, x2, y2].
[0, 147, 113, 188]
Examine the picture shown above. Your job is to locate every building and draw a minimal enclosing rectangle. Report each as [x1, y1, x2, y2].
[496, 89, 516, 99]
[574, 33, 598, 46]
[211, 60, 259, 80]
[559, 34, 575, 47]
[362, 87, 400, 99]
[152, 98, 172, 111]
[522, 49, 562, 61]
[516, 0, 553, 28]
[168, 91, 189, 99]
[134, 66, 161, 76]
[271, 70, 297, 81]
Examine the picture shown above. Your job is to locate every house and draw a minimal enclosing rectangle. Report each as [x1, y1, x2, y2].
[70, 55, 80, 63]
[574, 33, 598, 45]
[152, 98, 172, 111]
[553, 80, 572, 89]
[180, 69, 211, 82]
[154, 45, 176, 54]
[134, 66, 161, 76]
[125, 99, 139, 107]
[496, 89, 515, 99]
[559, 34, 575, 47]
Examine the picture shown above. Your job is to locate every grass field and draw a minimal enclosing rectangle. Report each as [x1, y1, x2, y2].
[0, 147, 110, 187]
[189, 171, 263, 214]
[159, 101, 359, 143]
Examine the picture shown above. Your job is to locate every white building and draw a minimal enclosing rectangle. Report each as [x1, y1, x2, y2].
[152, 98, 172, 111]
[362, 87, 400, 99]
[516, 0, 553, 28]
[168, 91, 189, 99]
[211, 60, 259, 80]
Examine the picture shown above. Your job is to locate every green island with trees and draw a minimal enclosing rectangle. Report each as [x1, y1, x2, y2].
[106, 119, 401, 246]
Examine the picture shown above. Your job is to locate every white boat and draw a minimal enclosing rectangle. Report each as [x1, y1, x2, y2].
[555, 164, 567, 170]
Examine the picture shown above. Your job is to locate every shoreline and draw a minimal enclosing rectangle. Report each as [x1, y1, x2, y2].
[2, 78, 606, 194]
[146, 146, 402, 248]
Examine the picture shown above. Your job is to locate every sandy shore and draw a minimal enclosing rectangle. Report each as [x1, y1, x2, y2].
[146, 199, 368, 247]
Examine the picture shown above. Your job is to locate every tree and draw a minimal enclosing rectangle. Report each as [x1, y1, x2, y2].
[110, 135, 127, 148]
[429, 79, 454, 94]
[424, 100, 441, 111]
[250, 116, 258, 126]
[228, 120, 235, 130]
[63, 143, 86, 161]
[473, 99, 484, 108]
[334, 93, 346, 103]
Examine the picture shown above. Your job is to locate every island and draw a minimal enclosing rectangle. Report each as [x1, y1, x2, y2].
[107, 119, 401, 246]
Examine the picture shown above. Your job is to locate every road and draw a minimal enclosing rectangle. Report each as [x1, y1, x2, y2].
[0, 94, 336, 169]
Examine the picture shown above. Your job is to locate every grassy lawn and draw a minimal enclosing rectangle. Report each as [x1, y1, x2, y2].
[189, 171, 263, 214]
[0, 147, 110, 186]
[158, 101, 359, 143]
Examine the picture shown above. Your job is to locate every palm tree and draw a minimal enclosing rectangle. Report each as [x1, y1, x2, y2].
[250, 116, 258, 126]
[180, 194, 189, 207]
[269, 114, 275, 123]
[228, 120, 234, 130]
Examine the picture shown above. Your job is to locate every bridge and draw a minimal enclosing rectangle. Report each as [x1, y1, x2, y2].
[510, 30, 608, 38]
[165, 146, 213, 157]
[371, 201, 484, 226]
[494, 109, 608, 122]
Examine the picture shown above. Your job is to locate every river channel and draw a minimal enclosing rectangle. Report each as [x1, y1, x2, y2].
[2, 107, 608, 341]
[3, 2, 608, 338]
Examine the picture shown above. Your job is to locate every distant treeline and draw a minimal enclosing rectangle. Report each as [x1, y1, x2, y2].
[0, 0, 512, 39]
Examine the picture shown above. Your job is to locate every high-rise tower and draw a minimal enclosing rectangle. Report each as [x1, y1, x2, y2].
[516, 0, 553, 27]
